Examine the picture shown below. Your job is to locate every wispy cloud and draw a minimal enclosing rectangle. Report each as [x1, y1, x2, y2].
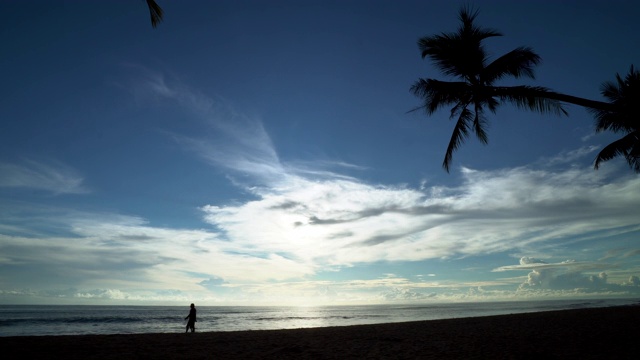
[493, 258, 610, 273]
[0, 159, 88, 194]
[544, 146, 600, 166]
[130, 68, 285, 186]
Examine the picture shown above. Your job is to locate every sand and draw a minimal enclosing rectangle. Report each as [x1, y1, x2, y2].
[2, 305, 639, 359]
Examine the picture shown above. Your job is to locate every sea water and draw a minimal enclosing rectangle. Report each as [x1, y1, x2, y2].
[1, 298, 638, 337]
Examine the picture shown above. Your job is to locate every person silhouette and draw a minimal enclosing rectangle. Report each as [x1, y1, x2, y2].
[184, 303, 196, 333]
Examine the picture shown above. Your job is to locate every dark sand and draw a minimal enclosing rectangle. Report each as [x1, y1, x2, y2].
[2, 306, 639, 359]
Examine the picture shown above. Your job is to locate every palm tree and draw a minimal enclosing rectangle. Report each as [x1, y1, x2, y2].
[145, 0, 163, 28]
[411, 6, 618, 172]
[411, 7, 569, 172]
[592, 66, 640, 172]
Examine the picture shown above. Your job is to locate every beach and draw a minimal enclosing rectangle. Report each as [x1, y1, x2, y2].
[2, 305, 638, 359]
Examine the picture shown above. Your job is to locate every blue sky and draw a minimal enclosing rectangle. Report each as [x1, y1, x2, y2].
[1, 0, 639, 305]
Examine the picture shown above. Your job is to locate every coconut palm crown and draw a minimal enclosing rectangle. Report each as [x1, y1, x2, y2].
[411, 7, 568, 172]
[592, 66, 640, 172]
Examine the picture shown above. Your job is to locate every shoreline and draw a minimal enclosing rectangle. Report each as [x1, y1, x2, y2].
[2, 305, 639, 359]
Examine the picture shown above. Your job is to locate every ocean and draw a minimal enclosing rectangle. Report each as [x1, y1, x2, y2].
[1, 298, 638, 337]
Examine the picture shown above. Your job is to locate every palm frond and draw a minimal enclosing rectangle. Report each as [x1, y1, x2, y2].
[418, 34, 486, 79]
[594, 109, 632, 133]
[594, 131, 640, 172]
[410, 79, 469, 114]
[599, 65, 640, 104]
[592, 65, 640, 172]
[457, 6, 502, 41]
[594, 65, 640, 133]
[493, 86, 568, 116]
[146, 0, 163, 28]
[482, 47, 541, 83]
[443, 107, 473, 172]
[473, 104, 489, 144]
[484, 96, 500, 114]
[418, 6, 500, 80]
[449, 101, 466, 119]
[599, 76, 624, 103]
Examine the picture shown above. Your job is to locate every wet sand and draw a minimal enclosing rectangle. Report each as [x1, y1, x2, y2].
[2, 305, 639, 359]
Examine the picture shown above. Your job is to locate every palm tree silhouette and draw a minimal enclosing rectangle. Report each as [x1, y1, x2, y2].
[412, 6, 634, 172]
[592, 66, 640, 172]
[145, 0, 163, 28]
[411, 7, 568, 172]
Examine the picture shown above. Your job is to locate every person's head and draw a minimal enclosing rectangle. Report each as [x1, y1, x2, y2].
[190, 303, 195, 308]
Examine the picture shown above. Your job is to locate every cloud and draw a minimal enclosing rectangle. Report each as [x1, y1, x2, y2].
[520, 270, 609, 291]
[0, 159, 88, 194]
[494, 257, 640, 297]
[379, 287, 435, 301]
[128, 67, 285, 186]
[493, 258, 607, 272]
[3, 69, 640, 304]
[199, 164, 640, 271]
[0, 207, 319, 298]
[544, 146, 599, 166]
[131, 69, 640, 277]
[199, 276, 226, 287]
[624, 276, 640, 286]
[0, 288, 197, 304]
[520, 257, 547, 265]
[622, 249, 640, 258]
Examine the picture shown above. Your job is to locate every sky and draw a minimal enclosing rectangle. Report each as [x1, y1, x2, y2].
[1, 0, 639, 306]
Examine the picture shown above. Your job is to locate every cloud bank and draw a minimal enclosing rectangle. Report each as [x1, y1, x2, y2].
[2, 70, 640, 304]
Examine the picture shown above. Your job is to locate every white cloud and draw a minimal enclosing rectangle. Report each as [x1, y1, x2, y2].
[519, 269, 610, 291]
[379, 287, 435, 301]
[0, 206, 322, 301]
[198, 164, 640, 272]
[624, 276, 640, 286]
[493, 257, 640, 297]
[520, 257, 547, 265]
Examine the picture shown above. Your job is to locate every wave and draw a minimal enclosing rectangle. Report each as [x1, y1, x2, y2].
[2, 298, 638, 337]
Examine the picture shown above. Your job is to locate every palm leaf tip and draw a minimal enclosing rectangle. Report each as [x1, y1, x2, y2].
[146, 0, 164, 28]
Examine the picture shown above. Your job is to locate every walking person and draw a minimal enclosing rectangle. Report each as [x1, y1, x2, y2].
[185, 303, 196, 333]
